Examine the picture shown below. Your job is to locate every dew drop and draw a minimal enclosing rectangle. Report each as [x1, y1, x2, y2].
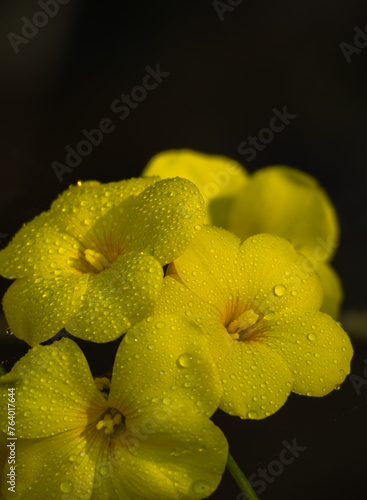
[247, 410, 258, 419]
[334, 384, 341, 391]
[155, 322, 165, 329]
[307, 333, 316, 341]
[60, 481, 73, 493]
[273, 284, 286, 297]
[192, 480, 210, 494]
[177, 353, 193, 368]
[264, 310, 275, 320]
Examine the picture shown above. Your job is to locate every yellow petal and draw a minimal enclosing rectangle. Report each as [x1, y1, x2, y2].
[143, 149, 248, 227]
[124, 177, 206, 265]
[171, 226, 241, 319]
[109, 315, 223, 419]
[228, 166, 339, 261]
[3, 274, 89, 345]
[0, 339, 107, 439]
[265, 310, 353, 396]
[0, 430, 6, 479]
[65, 253, 163, 342]
[49, 178, 159, 252]
[127, 413, 228, 500]
[0, 211, 83, 279]
[317, 262, 344, 319]
[188, 319, 293, 419]
[235, 234, 324, 317]
[0, 430, 97, 500]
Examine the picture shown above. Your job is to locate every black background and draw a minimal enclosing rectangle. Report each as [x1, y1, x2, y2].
[1, 1, 367, 499]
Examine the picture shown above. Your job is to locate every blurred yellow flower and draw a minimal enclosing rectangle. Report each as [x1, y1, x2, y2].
[0, 320, 227, 500]
[157, 226, 353, 420]
[0, 177, 205, 345]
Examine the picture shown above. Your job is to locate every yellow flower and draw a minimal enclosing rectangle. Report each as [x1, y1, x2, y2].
[143, 150, 342, 318]
[156, 226, 353, 420]
[0, 320, 228, 499]
[142, 149, 248, 228]
[0, 177, 205, 345]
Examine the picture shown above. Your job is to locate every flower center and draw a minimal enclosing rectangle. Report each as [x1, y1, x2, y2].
[227, 309, 268, 342]
[83, 249, 112, 273]
[94, 376, 126, 435]
[96, 407, 125, 435]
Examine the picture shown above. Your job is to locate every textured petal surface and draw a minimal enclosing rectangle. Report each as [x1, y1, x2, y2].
[3, 273, 89, 345]
[65, 253, 163, 342]
[125, 177, 206, 265]
[228, 166, 339, 260]
[0, 431, 97, 500]
[89, 412, 227, 500]
[317, 262, 344, 319]
[0, 339, 107, 439]
[109, 315, 223, 419]
[265, 310, 353, 396]
[143, 149, 248, 227]
[171, 226, 241, 319]
[234, 234, 324, 319]
[211, 326, 293, 419]
[49, 178, 158, 250]
[0, 211, 82, 279]
[0, 430, 6, 478]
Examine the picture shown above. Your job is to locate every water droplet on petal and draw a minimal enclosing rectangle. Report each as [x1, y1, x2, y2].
[307, 333, 316, 341]
[177, 353, 193, 368]
[247, 410, 258, 419]
[273, 284, 286, 297]
[60, 481, 73, 493]
[192, 480, 210, 494]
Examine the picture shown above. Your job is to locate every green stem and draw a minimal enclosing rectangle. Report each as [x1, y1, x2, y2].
[226, 453, 260, 500]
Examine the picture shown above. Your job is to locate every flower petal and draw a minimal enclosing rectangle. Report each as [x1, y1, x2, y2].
[236, 234, 324, 316]
[123, 412, 227, 500]
[0, 431, 96, 500]
[0, 211, 83, 279]
[109, 315, 222, 419]
[228, 166, 339, 261]
[170, 226, 241, 319]
[90, 447, 179, 500]
[317, 262, 343, 319]
[206, 324, 293, 419]
[124, 177, 206, 265]
[143, 149, 248, 227]
[265, 310, 353, 396]
[3, 274, 89, 345]
[0, 339, 107, 439]
[65, 253, 163, 342]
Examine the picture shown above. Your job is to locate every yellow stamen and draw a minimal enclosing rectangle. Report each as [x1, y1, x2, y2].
[84, 249, 111, 273]
[96, 408, 125, 435]
[228, 310, 259, 334]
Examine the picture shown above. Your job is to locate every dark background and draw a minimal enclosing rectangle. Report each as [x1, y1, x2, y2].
[1, 1, 367, 499]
